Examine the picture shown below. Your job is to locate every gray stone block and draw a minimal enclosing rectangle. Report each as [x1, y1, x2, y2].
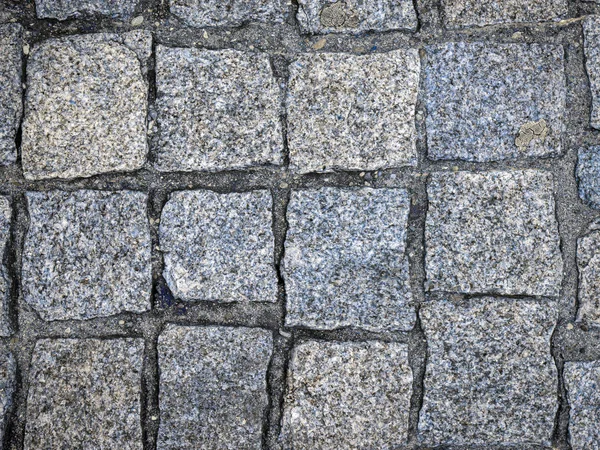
[564, 361, 600, 450]
[419, 298, 558, 446]
[24, 338, 144, 449]
[170, 0, 288, 28]
[280, 340, 412, 449]
[283, 187, 415, 332]
[425, 42, 565, 162]
[22, 190, 151, 321]
[154, 46, 283, 172]
[35, 0, 138, 20]
[157, 325, 272, 450]
[0, 198, 11, 337]
[0, 24, 22, 165]
[287, 50, 419, 173]
[0, 349, 15, 446]
[425, 170, 563, 297]
[585, 16, 600, 129]
[577, 146, 600, 209]
[577, 230, 600, 323]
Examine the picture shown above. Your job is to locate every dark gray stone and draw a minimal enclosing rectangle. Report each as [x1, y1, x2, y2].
[35, 0, 138, 20]
[564, 361, 600, 450]
[0, 24, 21, 165]
[170, 0, 288, 27]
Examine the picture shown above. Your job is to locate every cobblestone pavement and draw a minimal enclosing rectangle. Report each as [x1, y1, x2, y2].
[3, 0, 600, 449]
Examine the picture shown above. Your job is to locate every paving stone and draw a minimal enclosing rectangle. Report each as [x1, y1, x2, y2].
[21, 32, 150, 180]
[287, 50, 419, 173]
[577, 146, 600, 209]
[35, 0, 138, 20]
[159, 190, 277, 302]
[0, 198, 12, 337]
[22, 190, 151, 321]
[425, 42, 565, 162]
[283, 187, 414, 332]
[170, 0, 288, 28]
[154, 46, 283, 172]
[585, 16, 600, 129]
[564, 361, 600, 450]
[419, 298, 558, 446]
[24, 338, 144, 449]
[576, 230, 600, 323]
[0, 24, 22, 166]
[425, 170, 563, 297]
[0, 349, 15, 446]
[297, 0, 417, 34]
[280, 340, 412, 449]
[157, 325, 272, 450]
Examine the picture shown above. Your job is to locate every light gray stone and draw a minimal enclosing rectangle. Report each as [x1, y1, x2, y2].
[577, 146, 600, 209]
[0, 198, 11, 336]
[22, 190, 151, 321]
[35, 0, 138, 20]
[425, 170, 563, 297]
[283, 187, 414, 332]
[280, 340, 412, 449]
[21, 32, 150, 180]
[425, 42, 565, 162]
[287, 50, 419, 173]
[297, 0, 417, 34]
[0, 24, 21, 165]
[585, 16, 600, 129]
[154, 46, 283, 172]
[170, 0, 288, 27]
[157, 325, 272, 450]
[577, 230, 600, 323]
[159, 190, 277, 302]
[24, 338, 144, 449]
[419, 298, 558, 446]
[0, 349, 15, 446]
[564, 361, 600, 450]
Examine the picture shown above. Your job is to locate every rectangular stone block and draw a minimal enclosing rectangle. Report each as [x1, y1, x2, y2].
[0, 198, 12, 337]
[170, 0, 288, 27]
[425, 42, 565, 161]
[283, 187, 415, 332]
[584, 16, 600, 129]
[155, 46, 283, 172]
[577, 146, 600, 209]
[0, 349, 15, 446]
[280, 340, 412, 449]
[577, 231, 600, 323]
[419, 298, 558, 446]
[425, 170, 563, 297]
[35, 0, 138, 19]
[0, 24, 22, 165]
[22, 190, 151, 321]
[25, 338, 144, 449]
[287, 50, 419, 173]
[157, 325, 272, 450]
[564, 361, 600, 450]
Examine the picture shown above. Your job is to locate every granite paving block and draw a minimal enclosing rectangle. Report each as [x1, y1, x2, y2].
[157, 325, 272, 450]
[0, 24, 22, 165]
[297, 0, 417, 34]
[585, 16, 600, 129]
[35, 0, 138, 19]
[564, 361, 600, 450]
[287, 50, 419, 173]
[280, 340, 412, 449]
[159, 190, 277, 302]
[419, 298, 558, 446]
[21, 32, 150, 180]
[0, 349, 15, 446]
[170, 0, 288, 28]
[577, 146, 600, 209]
[154, 46, 283, 172]
[425, 42, 565, 162]
[24, 338, 144, 449]
[425, 170, 563, 297]
[283, 187, 415, 332]
[577, 231, 600, 323]
[22, 190, 151, 321]
[0, 198, 11, 337]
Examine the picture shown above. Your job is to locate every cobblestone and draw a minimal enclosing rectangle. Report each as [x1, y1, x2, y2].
[34, 0, 139, 20]
[577, 231, 600, 323]
[0, 24, 21, 166]
[577, 146, 600, 209]
[170, 0, 288, 27]
[564, 361, 600, 450]
[0, 197, 11, 337]
[0, 349, 15, 446]
[585, 16, 600, 129]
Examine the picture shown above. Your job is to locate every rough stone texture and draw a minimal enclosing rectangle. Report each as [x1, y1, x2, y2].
[22, 190, 151, 321]
[35, 0, 138, 20]
[297, 0, 417, 34]
[585, 16, 600, 129]
[280, 340, 412, 449]
[157, 325, 272, 450]
[419, 298, 558, 447]
[0, 198, 12, 337]
[159, 190, 277, 302]
[0, 24, 21, 166]
[577, 231, 600, 323]
[170, 0, 288, 27]
[425, 170, 563, 297]
[21, 32, 150, 180]
[287, 50, 419, 173]
[425, 42, 566, 162]
[577, 146, 600, 209]
[0, 349, 15, 446]
[24, 338, 144, 449]
[441, 0, 568, 28]
[564, 361, 600, 450]
[283, 187, 414, 332]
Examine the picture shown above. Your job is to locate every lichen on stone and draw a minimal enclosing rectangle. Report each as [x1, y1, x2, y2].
[319, 2, 358, 28]
[515, 119, 549, 151]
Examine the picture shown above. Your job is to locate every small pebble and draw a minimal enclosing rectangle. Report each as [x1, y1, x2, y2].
[131, 16, 144, 26]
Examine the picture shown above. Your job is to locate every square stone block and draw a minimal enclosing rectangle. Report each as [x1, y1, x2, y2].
[0, 349, 15, 446]
[419, 298, 558, 446]
[24, 338, 144, 449]
[35, 0, 138, 19]
[170, 0, 288, 27]
[425, 170, 563, 297]
[0, 197, 12, 336]
[0, 24, 22, 165]
[287, 50, 419, 173]
[22, 190, 151, 321]
[283, 187, 415, 332]
[585, 16, 600, 129]
[154, 46, 283, 172]
[577, 230, 600, 323]
[425, 42, 565, 161]
[159, 190, 277, 302]
[564, 361, 600, 450]
[157, 325, 272, 450]
[280, 340, 412, 449]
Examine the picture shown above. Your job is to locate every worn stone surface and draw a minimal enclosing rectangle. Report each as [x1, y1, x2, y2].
[154, 46, 283, 172]
[0, 24, 21, 166]
[22, 190, 151, 321]
[425, 42, 565, 161]
[287, 50, 419, 173]
[0, 349, 15, 446]
[419, 298, 558, 446]
[21, 32, 150, 180]
[24, 338, 144, 449]
[157, 325, 272, 450]
[577, 231, 600, 323]
[159, 190, 277, 302]
[280, 340, 412, 449]
[35, 0, 138, 20]
[577, 146, 600, 209]
[283, 187, 414, 332]
[585, 16, 600, 129]
[425, 170, 563, 297]
[0, 198, 11, 337]
[564, 361, 600, 450]
[170, 0, 288, 27]
[297, 0, 417, 34]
